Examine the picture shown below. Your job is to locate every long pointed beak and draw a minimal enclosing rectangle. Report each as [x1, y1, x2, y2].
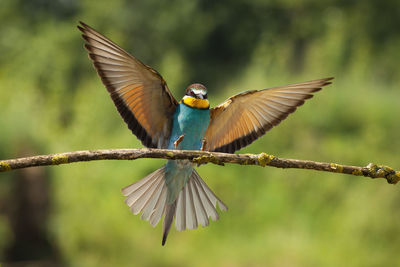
[196, 94, 204, 99]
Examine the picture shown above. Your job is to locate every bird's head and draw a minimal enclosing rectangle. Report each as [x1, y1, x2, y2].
[182, 83, 209, 109]
[185, 83, 208, 99]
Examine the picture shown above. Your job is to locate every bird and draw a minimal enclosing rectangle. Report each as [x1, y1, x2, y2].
[78, 21, 333, 245]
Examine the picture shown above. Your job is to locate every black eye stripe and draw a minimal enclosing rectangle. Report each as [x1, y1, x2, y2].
[187, 89, 208, 99]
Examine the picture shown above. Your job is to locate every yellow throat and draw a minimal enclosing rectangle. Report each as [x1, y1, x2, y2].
[182, 96, 210, 109]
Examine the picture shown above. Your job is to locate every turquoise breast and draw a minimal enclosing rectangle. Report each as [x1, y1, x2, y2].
[168, 103, 210, 150]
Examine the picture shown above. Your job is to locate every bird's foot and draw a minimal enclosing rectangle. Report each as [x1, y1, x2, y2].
[174, 134, 185, 148]
[201, 139, 207, 151]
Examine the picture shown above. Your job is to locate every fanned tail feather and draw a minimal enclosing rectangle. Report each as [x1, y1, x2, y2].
[121, 166, 227, 245]
[121, 166, 167, 227]
[175, 169, 228, 231]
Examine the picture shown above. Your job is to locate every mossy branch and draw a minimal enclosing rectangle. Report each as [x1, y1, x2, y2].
[0, 148, 399, 184]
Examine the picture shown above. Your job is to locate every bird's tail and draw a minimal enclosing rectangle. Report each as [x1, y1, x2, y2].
[121, 166, 227, 245]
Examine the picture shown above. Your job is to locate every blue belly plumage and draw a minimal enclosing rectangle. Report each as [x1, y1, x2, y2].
[165, 103, 210, 203]
[168, 102, 210, 150]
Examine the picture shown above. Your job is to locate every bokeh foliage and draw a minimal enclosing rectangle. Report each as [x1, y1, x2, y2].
[1, 0, 400, 265]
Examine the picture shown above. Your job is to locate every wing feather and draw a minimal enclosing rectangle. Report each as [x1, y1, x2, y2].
[78, 22, 178, 148]
[204, 77, 333, 153]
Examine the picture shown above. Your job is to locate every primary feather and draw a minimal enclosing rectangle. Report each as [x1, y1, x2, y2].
[78, 21, 177, 148]
[204, 77, 333, 153]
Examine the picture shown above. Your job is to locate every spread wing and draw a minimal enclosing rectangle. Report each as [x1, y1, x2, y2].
[78, 22, 178, 148]
[204, 77, 333, 153]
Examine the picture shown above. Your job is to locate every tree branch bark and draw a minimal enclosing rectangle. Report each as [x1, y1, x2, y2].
[0, 148, 399, 184]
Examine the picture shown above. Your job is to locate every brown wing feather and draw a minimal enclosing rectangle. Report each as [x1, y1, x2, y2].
[204, 77, 333, 153]
[78, 22, 178, 148]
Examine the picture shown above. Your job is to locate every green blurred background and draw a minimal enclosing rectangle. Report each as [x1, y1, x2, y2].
[1, 0, 400, 266]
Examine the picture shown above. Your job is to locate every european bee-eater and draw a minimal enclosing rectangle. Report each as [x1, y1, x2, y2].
[78, 22, 333, 245]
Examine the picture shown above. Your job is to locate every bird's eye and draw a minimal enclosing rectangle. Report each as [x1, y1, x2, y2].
[190, 91, 196, 97]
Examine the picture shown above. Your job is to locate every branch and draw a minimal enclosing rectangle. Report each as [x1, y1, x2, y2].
[0, 148, 399, 184]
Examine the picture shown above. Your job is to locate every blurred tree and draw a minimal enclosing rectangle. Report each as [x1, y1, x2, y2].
[4, 147, 61, 265]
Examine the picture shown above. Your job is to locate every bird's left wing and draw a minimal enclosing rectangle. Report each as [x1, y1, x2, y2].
[78, 22, 178, 148]
[203, 78, 333, 153]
